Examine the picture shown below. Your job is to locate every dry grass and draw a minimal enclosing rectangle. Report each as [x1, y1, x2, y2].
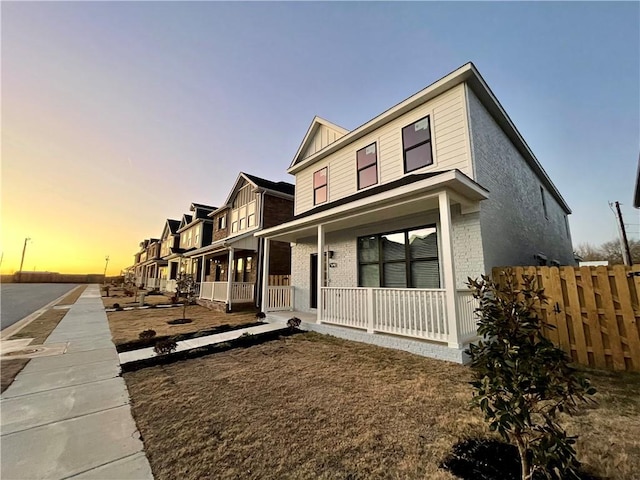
[107, 306, 260, 346]
[56, 285, 88, 306]
[101, 287, 173, 308]
[124, 333, 640, 480]
[1, 285, 88, 392]
[1, 359, 29, 393]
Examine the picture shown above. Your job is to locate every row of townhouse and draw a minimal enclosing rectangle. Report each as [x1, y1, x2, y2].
[127, 174, 295, 312]
[128, 62, 575, 361]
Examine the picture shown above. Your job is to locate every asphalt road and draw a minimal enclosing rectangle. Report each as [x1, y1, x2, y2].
[0, 283, 78, 331]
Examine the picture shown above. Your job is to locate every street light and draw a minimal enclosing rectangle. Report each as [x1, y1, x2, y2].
[103, 255, 110, 283]
[18, 237, 31, 283]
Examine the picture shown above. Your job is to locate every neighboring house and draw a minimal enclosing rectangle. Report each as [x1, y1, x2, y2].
[166, 203, 216, 288]
[140, 239, 162, 288]
[186, 172, 294, 312]
[257, 62, 574, 362]
[133, 239, 150, 287]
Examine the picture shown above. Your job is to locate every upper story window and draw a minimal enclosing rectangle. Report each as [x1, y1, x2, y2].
[357, 143, 378, 190]
[194, 226, 200, 246]
[218, 215, 226, 230]
[314, 168, 328, 205]
[230, 184, 257, 234]
[402, 116, 433, 173]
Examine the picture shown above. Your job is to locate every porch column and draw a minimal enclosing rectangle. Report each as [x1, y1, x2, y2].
[261, 238, 270, 313]
[199, 257, 206, 284]
[439, 191, 460, 348]
[317, 224, 324, 324]
[226, 248, 235, 313]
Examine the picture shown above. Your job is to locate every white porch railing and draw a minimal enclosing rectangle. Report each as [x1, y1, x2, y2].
[319, 287, 479, 345]
[200, 282, 214, 300]
[266, 286, 294, 312]
[165, 279, 177, 293]
[199, 281, 255, 304]
[456, 289, 480, 342]
[159, 279, 167, 292]
[321, 287, 369, 330]
[374, 288, 448, 341]
[146, 278, 159, 289]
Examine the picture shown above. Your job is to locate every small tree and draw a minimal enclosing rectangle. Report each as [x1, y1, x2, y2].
[123, 270, 138, 298]
[174, 272, 197, 320]
[466, 271, 596, 480]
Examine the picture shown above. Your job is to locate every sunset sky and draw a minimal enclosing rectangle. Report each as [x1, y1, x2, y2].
[2, 2, 638, 275]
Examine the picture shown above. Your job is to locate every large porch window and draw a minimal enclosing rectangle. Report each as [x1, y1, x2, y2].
[357, 225, 439, 288]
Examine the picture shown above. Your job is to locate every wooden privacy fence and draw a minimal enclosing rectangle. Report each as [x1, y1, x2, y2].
[492, 266, 640, 372]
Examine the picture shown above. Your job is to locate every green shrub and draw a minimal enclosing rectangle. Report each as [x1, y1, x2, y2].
[466, 271, 596, 480]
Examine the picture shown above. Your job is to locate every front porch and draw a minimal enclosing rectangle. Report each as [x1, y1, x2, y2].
[257, 174, 489, 355]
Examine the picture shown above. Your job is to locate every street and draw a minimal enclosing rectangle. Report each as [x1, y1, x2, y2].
[0, 283, 78, 330]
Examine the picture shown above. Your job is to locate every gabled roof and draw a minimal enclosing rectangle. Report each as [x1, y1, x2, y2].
[218, 172, 295, 211]
[243, 173, 295, 196]
[288, 62, 570, 214]
[160, 219, 180, 241]
[179, 214, 193, 230]
[190, 203, 216, 219]
[290, 116, 349, 169]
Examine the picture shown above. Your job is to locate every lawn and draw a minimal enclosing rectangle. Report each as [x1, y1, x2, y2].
[123, 333, 640, 480]
[1, 285, 88, 393]
[101, 287, 174, 308]
[106, 305, 260, 347]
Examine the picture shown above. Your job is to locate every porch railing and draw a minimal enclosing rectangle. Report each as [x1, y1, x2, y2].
[456, 289, 480, 343]
[373, 288, 448, 341]
[159, 279, 167, 292]
[266, 286, 294, 312]
[165, 279, 177, 293]
[146, 278, 159, 289]
[321, 287, 369, 330]
[199, 281, 255, 304]
[319, 287, 479, 345]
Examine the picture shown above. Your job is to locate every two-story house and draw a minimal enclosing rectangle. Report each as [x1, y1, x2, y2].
[186, 172, 294, 312]
[140, 239, 162, 288]
[257, 62, 574, 363]
[164, 203, 216, 289]
[133, 239, 150, 287]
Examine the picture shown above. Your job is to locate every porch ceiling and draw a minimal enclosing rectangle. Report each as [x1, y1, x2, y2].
[258, 170, 488, 243]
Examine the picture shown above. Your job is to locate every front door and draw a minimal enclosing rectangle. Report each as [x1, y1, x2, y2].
[310, 254, 318, 308]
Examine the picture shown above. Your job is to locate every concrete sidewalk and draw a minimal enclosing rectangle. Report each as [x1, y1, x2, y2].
[1, 285, 153, 480]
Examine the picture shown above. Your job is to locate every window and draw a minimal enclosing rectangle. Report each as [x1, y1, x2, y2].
[231, 210, 239, 233]
[564, 215, 570, 238]
[313, 168, 328, 205]
[194, 227, 200, 246]
[247, 202, 256, 227]
[218, 215, 226, 230]
[357, 143, 378, 189]
[540, 187, 548, 219]
[358, 226, 439, 288]
[402, 116, 433, 173]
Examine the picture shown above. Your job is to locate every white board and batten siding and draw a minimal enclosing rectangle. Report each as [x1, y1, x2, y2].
[294, 84, 473, 216]
[301, 124, 346, 160]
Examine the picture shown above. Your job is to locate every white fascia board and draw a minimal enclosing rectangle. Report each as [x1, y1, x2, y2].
[287, 63, 475, 175]
[256, 170, 488, 239]
[289, 116, 350, 170]
[464, 68, 572, 214]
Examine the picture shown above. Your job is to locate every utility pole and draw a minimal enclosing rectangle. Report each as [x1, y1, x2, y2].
[103, 255, 110, 283]
[18, 237, 31, 282]
[612, 201, 633, 266]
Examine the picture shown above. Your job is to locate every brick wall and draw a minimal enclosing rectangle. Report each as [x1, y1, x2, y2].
[467, 87, 575, 267]
[262, 194, 294, 229]
[212, 210, 229, 242]
[269, 240, 291, 276]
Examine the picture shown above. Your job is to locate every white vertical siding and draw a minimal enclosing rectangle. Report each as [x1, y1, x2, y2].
[301, 124, 346, 160]
[294, 84, 472, 215]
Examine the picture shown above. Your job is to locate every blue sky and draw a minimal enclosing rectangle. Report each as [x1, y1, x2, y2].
[2, 1, 639, 273]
